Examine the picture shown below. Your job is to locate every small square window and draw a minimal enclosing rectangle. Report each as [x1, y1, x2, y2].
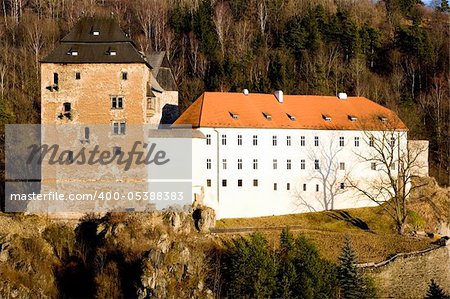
[340, 182, 345, 189]
[339, 162, 345, 170]
[238, 179, 243, 187]
[75, 72, 81, 80]
[113, 146, 122, 156]
[222, 179, 227, 187]
[253, 179, 258, 187]
[207, 179, 211, 187]
[371, 162, 377, 170]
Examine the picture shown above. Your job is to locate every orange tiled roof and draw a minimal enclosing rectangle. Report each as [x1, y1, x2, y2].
[174, 92, 407, 131]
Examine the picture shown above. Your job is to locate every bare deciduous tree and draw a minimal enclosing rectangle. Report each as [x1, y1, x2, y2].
[294, 137, 350, 212]
[347, 121, 428, 235]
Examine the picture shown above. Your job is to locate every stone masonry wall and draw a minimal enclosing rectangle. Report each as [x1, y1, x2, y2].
[367, 245, 450, 298]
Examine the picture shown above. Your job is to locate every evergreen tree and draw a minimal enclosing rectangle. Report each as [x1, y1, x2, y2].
[425, 280, 449, 299]
[338, 236, 376, 299]
[223, 233, 277, 298]
[276, 228, 297, 298]
[439, 0, 450, 12]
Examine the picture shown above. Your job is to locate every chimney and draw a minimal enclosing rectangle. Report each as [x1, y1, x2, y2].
[338, 92, 348, 100]
[243, 89, 249, 96]
[274, 90, 283, 103]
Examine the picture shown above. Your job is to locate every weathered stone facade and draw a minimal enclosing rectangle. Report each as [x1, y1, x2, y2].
[367, 244, 450, 298]
[38, 17, 179, 215]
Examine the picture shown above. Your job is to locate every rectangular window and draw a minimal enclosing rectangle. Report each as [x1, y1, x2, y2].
[354, 137, 360, 147]
[371, 162, 376, 170]
[253, 135, 258, 146]
[238, 159, 242, 170]
[287, 159, 292, 170]
[287, 136, 291, 146]
[316, 184, 319, 192]
[67, 151, 74, 163]
[207, 179, 211, 187]
[303, 184, 307, 191]
[113, 146, 122, 156]
[206, 134, 211, 145]
[122, 71, 128, 80]
[206, 159, 211, 169]
[111, 96, 123, 109]
[253, 159, 258, 170]
[274, 183, 277, 191]
[222, 179, 227, 187]
[339, 136, 345, 147]
[84, 127, 90, 141]
[238, 179, 243, 187]
[390, 163, 396, 170]
[314, 136, 319, 147]
[222, 134, 227, 145]
[63, 102, 71, 112]
[222, 159, 227, 170]
[315, 159, 320, 170]
[75, 72, 81, 80]
[253, 179, 258, 187]
[238, 135, 242, 146]
[369, 136, 374, 147]
[273, 136, 277, 146]
[273, 159, 278, 170]
[390, 137, 395, 147]
[300, 136, 305, 146]
[287, 183, 291, 191]
[112, 122, 126, 135]
[301, 159, 305, 170]
[53, 73, 59, 86]
[340, 182, 345, 189]
[339, 162, 345, 170]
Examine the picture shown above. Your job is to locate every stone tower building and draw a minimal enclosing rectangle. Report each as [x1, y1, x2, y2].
[41, 17, 178, 126]
[37, 17, 179, 214]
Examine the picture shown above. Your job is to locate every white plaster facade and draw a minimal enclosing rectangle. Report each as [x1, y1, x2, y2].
[191, 127, 408, 219]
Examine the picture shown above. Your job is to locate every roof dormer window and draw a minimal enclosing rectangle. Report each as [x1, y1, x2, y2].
[348, 115, 358, 122]
[379, 116, 388, 123]
[106, 48, 117, 56]
[322, 114, 332, 122]
[229, 112, 239, 120]
[263, 112, 272, 120]
[67, 48, 78, 56]
[287, 113, 296, 121]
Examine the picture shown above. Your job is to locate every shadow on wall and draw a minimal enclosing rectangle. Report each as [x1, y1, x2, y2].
[326, 210, 370, 231]
[159, 104, 179, 125]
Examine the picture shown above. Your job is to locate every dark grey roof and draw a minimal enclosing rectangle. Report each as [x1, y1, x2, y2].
[42, 43, 148, 64]
[146, 51, 177, 91]
[42, 17, 151, 67]
[61, 17, 132, 44]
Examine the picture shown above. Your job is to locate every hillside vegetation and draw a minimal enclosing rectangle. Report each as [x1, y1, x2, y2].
[0, 0, 449, 185]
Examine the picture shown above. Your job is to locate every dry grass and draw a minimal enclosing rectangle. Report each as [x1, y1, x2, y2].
[215, 205, 434, 263]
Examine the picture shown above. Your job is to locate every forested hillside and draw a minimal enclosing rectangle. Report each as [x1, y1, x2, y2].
[0, 0, 448, 184]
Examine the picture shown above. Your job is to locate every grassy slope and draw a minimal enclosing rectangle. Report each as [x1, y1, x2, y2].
[215, 206, 434, 263]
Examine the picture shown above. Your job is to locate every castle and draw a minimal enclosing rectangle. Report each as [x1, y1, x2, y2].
[38, 17, 428, 219]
